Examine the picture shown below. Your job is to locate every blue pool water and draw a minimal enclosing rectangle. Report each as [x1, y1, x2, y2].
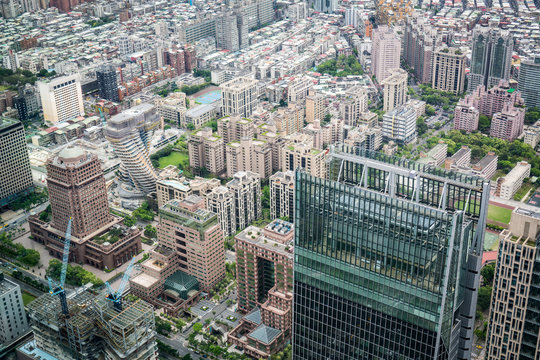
[195, 90, 222, 104]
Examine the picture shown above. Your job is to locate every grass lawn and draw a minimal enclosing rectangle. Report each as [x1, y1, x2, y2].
[514, 183, 536, 202]
[158, 151, 188, 169]
[487, 204, 512, 224]
[22, 291, 36, 306]
[484, 231, 499, 251]
[0, 85, 10, 91]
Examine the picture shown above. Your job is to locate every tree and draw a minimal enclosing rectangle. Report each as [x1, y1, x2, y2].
[416, 117, 428, 136]
[187, 123, 195, 131]
[193, 322, 203, 333]
[144, 225, 157, 238]
[525, 107, 539, 125]
[478, 115, 491, 133]
[262, 185, 270, 210]
[425, 105, 436, 116]
[481, 263, 495, 285]
[20, 249, 40, 267]
[477, 286, 492, 312]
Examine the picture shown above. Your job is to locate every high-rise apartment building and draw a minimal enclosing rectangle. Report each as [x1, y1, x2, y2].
[432, 47, 466, 95]
[469, 27, 513, 92]
[382, 105, 417, 144]
[220, 77, 258, 117]
[313, 0, 337, 13]
[226, 138, 272, 179]
[216, 12, 248, 51]
[226, 171, 262, 230]
[158, 196, 225, 292]
[489, 103, 525, 141]
[305, 89, 325, 123]
[96, 64, 119, 102]
[371, 25, 401, 82]
[217, 114, 255, 145]
[228, 220, 293, 358]
[46, 146, 113, 238]
[105, 103, 160, 194]
[281, 139, 327, 179]
[382, 68, 408, 112]
[206, 186, 236, 238]
[274, 103, 305, 136]
[518, 57, 540, 108]
[486, 208, 540, 360]
[270, 171, 295, 222]
[472, 80, 524, 118]
[340, 86, 369, 126]
[38, 74, 84, 123]
[453, 96, 480, 132]
[0, 117, 33, 207]
[293, 145, 491, 360]
[13, 85, 40, 122]
[188, 128, 225, 175]
[0, 273, 29, 346]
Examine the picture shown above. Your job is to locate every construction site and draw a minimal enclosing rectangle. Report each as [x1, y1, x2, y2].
[23, 285, 157, 360]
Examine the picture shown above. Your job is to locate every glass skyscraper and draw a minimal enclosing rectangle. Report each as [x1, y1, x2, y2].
[293, 145, 491, 360]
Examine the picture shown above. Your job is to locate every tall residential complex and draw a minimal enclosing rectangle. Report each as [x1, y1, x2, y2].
[518, 57, 540, 108]
[486, 208, 540, 360]
[293, 145, 490, 360]
[226, 138, 272, 179]
[157, 196, 225, 292]
[0, 117, 33, 207]
[468, 27, 513, 92]
[270, 171, 295, 222]
[432, 47, 466, 95]
[228, 220, 294, 358]
[206, 186, 237, 237]
[188, 128, 225, 175]
[104, 103, 160, 194]
[339, 86, 369, 126]
[381, 68, 408, 112]
[96, 64, 119, 102]
[453, 96, 480, 132]
[489, 103, 525, 141]
[38, 74, 84, 123]
[305, 89, 325, 123]
[382, 105, 417, 144]
[217, 114, 255, 145]
[0, 273, 29, 346]
[472, 80, 524, 117]
[313, 0, 337, 13]
[371, 25, 401, 82]
[281, 139, 327, 179]
[274, 103, 305, 135]
[226, 171, 262, 230]
[220, 77, 258, 117]
[29, 147, 141, 270]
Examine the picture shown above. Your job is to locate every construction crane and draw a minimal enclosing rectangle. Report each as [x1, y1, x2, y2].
[98, 107, 106, 126]
[48, 218, 72, 316]
[104, 256, 136, 311]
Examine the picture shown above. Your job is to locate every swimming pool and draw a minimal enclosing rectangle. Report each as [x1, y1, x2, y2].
[195, 90, 222, 104]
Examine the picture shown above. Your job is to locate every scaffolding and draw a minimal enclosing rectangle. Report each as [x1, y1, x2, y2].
[26, 286, 157, 360]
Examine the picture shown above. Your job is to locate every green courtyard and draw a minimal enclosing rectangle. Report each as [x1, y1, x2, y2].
[487, 204, 512, 224]
[158, 151, 189, 169]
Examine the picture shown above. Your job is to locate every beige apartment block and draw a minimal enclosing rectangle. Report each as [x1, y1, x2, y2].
[282, 138, 327, 178]
[432, 47, 466, 95]
[220, 76, 259, 117]
[270, 171, 295, 221]
[305, 89, 325, 123]
[496, 161, 531, 200]
[188, 127, 225, 175]
[382, 68, 408, 112]
[205, 186, 237, 237]
[217, 114, 256, 145]
[340, 86, 369, 126]
[274, 102, 305, 135]
[226, 171, 262, 230]
[226, 138, 272, 179]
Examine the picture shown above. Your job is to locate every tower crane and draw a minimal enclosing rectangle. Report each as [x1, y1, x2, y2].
[104, 256, 136, 311]
[48, 218, 72, 316]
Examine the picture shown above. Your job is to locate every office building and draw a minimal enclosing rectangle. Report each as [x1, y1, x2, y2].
[293, 145, 491, 360]
[486, 208, 540, 360]
[270, 171, 295, 222]
[217, 114, 255, 145]
[313, 0, 337, 13]
[228, 220, 293, 358]
[281, 139, 327, 179]
[496, 161, 531, 200]
[226, 138, 272, 179]
[206, 186, 236, 238]
[381, 68, 408, 112]
[38, 74, 84, 123]
[340, 86, 369, 126]
[104, 103, 160, 194]
[432, 47, 466, 95]
[188, 128, 225, 175]
[453, 96, 479, 133]
[96, 64, 119, 102]
[0, 273, 29, 346]
[518, 57, 540, 108]
[220, 77, 258, 118]
[157, 196, 225, 292]
[445, 146, 471, 170]
[469, 28, 513, 92]
[23, 287, 157, 360]
[371, 26, 401, 82]
[29, 147, 141, 270]
[0, 117, 33, 207]
[305, 89, 325, 123]
[226, 171, 262, 230]
[382, 105, 417, 144]
[13, 85, 40, 122]
[489, 103, 525, 141]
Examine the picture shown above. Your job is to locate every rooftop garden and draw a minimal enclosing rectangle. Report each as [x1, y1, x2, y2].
[93, 227, 124, 245]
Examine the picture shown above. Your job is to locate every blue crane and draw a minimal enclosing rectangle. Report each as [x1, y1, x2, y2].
[104, 256, 136, 311]
[48, 218, 72, 316]
[98, 107, 106, 126]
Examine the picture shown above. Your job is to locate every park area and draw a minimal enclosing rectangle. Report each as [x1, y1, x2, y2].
[158, 151, 189, 169]
[487, 204, 513, 224]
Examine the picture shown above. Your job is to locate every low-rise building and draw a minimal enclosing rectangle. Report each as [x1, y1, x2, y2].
[523, 121, 540, 149]
[496, 161, 531, 200]
[155, 93, 187, 126]
[382, 105, 417, 144]
[183, 104, 219, 129]
[418, 141, 447, 167]
[444, 146, 471, 170]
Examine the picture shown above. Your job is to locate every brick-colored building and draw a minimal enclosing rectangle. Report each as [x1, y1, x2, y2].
[29, 147, 141, 270]
[228, 220, 294, 358]
[454, 96, 479, 133]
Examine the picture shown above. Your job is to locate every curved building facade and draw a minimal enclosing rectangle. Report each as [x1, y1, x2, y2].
[105, 103, 160, 194]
